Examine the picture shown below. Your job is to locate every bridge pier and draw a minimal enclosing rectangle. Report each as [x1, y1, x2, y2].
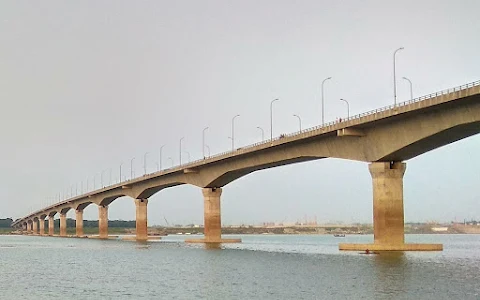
[59, 213, 67, 237]
[98, 205, 108, 239]
[32, 220, 38, 235]
[38, 218, 45, 236]
[23, 223, 27, 233]
[48, 216, 54, 236]
[339, 162, 443, 251]
[135, 199, 148, 241]
[186, 187, 241, 244]
[76, 210, 84, 237]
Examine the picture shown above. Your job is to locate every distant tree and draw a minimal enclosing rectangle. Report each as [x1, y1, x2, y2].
[0, 218, 13, 228]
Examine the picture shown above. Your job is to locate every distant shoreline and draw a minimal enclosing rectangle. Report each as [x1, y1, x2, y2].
[2, 224, 480, 235]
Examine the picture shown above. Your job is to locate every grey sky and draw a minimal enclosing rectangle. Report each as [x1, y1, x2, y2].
[0, 0, 479, 225]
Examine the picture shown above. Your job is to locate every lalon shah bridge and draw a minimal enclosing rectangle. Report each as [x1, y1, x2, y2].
[12, 80, 480, 251]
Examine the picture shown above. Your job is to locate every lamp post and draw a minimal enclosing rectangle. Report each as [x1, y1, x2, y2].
[205, 145, 211, 157]
[231, 115, 240, 150]
[402, 76, 413, 100]
[101, 170, 107, 188]
[293, 114, 302, 131]
[168, 157, 174, 167]
[256, 126, 264, 141]
[321, 77, 332, 126]
[179, 137, 184, 165]
[339, 98, 350, 118]
[185, 151, 191, 163]
[393, 47, 404, 106]
[130, 157, 135, 180]
[143, 152, 149, 175]
[159, 144, 165, 171]
[119, 162, 123, 183]
[270, 98, 279, 140]
[202, 127, 209, 158]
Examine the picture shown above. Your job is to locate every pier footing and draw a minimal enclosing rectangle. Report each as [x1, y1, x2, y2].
[339, 243, 443, 251]
[185, 238, 241, 244]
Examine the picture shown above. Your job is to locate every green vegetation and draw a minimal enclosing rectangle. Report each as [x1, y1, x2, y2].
[0, 218, 13, 228]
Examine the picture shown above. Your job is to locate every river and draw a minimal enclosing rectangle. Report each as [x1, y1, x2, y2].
[1, 234, 479, 299]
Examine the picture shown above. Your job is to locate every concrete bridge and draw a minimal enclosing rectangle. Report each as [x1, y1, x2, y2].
[12, 80, 480, 251]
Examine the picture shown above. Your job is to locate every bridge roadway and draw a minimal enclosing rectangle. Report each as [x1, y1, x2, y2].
[12, 80, 480, 251]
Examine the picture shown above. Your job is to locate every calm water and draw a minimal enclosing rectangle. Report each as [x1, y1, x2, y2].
[1, 234, 479, 300]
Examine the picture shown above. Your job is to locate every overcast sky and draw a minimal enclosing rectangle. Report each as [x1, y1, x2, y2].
[0, 0, 479, 226]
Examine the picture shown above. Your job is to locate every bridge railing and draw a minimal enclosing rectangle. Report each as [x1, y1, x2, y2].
[19, 80, 480, 223]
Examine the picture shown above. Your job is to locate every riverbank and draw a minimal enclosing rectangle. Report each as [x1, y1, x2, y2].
[3, 224, 479, 235]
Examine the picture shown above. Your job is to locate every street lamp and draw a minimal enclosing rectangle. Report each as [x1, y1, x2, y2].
[168, 157, 174, 167]
[339, 98, 350, 118]
[270, 98, 279, 140]
[119, 162, 123, 183]
[159, 144, 165, 171]
[231, 115, 240, 150]
[185, 151, 191, 163]
[143, 152, 149, 175]
[202, 127, 209, 158]
[256, 126, 264, 141]
[293, 114, 302, 131]
[393, 47, 404, 106]
[402, 76, 413, 100]
[130, 157, 135, 180]
[179, 137, 184, 165]
[321, 77, 332, 126]
[101, 170, 107, 187]
[205, 145, 211, 157]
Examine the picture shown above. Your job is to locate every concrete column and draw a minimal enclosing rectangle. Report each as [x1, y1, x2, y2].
[186, 187, 240, 244]
[75, 210, 84, 237]
[370, 162, 406, 245]
[98, 205, 108, 239]
[339, 162, 442, 251]
[203, 188, 222, 241]
[32, 220, 38, 234]
[48, 216, 54, 236]
[135, 199, 148, 241]
[27, 222, 32, 234]
[59, 213, 67, 237]
[38, 218, 45, 236]
[23, 223, 27, 233]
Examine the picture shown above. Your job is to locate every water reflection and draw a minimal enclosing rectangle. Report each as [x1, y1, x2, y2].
[204, 243, 222, 250]
[373, 252, 408, 300]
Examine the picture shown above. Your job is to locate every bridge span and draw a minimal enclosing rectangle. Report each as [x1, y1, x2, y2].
[12, 80, 480, 251]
